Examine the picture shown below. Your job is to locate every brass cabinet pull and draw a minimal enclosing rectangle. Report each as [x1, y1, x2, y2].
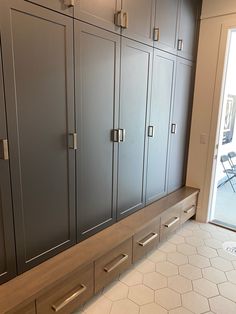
[64, 0, 75, 7]
[112, 129, 125, 142]
[114, 11, 128, 29]
[153, 28, 160, 41]
[138, 232, 158, 247]
[51, 284, 87, 312]
[164, 217, 180, 228]
[184, 206, 195, 214]
[148, 126, 155, 138]
[177, 39, 184, 51]
[69, 133, 78, 150]
[104, 254, 128, 273]
[0, 139, 9, 160]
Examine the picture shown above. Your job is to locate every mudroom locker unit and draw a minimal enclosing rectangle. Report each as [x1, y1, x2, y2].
[0, 0, 201, 284]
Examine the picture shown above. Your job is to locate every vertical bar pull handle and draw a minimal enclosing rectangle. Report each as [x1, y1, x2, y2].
[114, 11, 128, 29]
[0, 139, 9, 160]
[148, 126, 155, 138]
[69, 133, 78, 150]
[119, 129, 126, 142]
[177, 39, 183, 51]
[153, 28, 160, 41]
[171, 124, 177, 134]
[64, 0, 75, 7]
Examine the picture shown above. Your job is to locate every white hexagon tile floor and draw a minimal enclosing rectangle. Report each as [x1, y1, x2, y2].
[73, 221, 236, 314]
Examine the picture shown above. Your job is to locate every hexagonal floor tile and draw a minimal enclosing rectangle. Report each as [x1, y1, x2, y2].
[110, 299, 139, 314]
[143, 272, 167, 290]
[204, 238, 222, 249]
[193, 278, 219, 298]
[179, 264, 202, 280]
[168, 275, 192, 293]
[202, 267, 227, 284]
[218, 248, 236, 261]
[135, 259, 156, 274]
[226, 270, 236, 284]
[167, 252, 188, 266]
[197, 246, 218, 258]
[182, 291, 209, 314]
[140, 303, 167, 314]
[210, 256, 233, 271]
[168, 234, 185, 245]
[103, 281, 128, 301]
[155, 288, 181, 310]
[148, 250, 166, 263]
[209, 296, 236, 314]
[159, 242, 177, 253]
[177, 243, 197, 255]
[119, 269, 143, 286]
[185, 236, 204, 247]
[192, 230, 211, 239]
[218, 282, 236, 302]
[83, 296, 112, 314]
[169, 308, 193, 314]
[156, 261, 178, 277]
[128, 284, 154, 305]
[189, 254, 210, 268]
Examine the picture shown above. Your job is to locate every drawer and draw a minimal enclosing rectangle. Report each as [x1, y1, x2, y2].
[95, 239, 132, 293]
[133, 219, 160, 263]
[160, 206, 181, 241]
[10, 302, 36, 314]
[36, 264, 94, 314]
[180, 194, 198, 224]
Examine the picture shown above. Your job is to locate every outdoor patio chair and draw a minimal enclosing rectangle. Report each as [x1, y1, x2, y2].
[228, 151, 236, 170]
[219, 155, 236, 192]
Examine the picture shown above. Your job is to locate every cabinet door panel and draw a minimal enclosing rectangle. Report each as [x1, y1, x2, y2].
[75, 22, 119, 240]
[25, 0, 73, 16]
[154, 0, 180, 53]
[167, 58, 193, 193]
[117, 38, 152, 219]
[0, 0, 76, 273]
[0, 37, 16, 284]
[146, 51, 176, 204]
[74, 0, 121, 34]
[122, 0, 155, 46]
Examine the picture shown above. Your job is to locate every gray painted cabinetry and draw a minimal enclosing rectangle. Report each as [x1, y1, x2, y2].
[25, 0, 74, 16]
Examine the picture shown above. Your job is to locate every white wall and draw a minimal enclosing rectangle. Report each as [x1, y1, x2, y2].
[202, 0, 236, 19]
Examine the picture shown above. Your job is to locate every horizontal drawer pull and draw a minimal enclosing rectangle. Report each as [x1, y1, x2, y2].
[138, 232, 158, 247]
[164, 217, 180, 228]
[51, 284, 87, 312]
[184, 206, 195, 214]
[104, 254, 128, 273]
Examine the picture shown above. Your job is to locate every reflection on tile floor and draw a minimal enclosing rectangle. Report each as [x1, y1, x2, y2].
[74, 221, 236, 314]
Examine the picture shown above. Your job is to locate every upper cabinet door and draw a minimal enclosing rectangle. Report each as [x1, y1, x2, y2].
[177, 0, 201, 60]
[0, 37, 16, 285]
[154, 0, 180, 54]
[0, 0, 76, 273]
[146, 50, 176, 204]
[117, 38, 152, 219]
[74, 0, 121, 34]
[121, 0, 155, 46]
[75, 21, 120, 241]
[25, 0, 74, 16]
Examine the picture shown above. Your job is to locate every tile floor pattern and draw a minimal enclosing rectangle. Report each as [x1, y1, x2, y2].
[73, 221, 236, 314]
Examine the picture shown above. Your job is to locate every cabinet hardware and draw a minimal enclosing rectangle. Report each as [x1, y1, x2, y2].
[0, 139, 9, 160]
[64, 0, 75, 7]
[119, 129, 125, 142]
[104, 254, 128, 273]
[171, 123, 177, 134]
[164, 217, 179, 228]
[138, 232, 158, 247]
[184, 206, 195, 214]
[177, 39, 184, 51]
[114, 10, 128, 29]
[51, 284, 87, 312]
[112, 129, 119, 142]
[148, 126, 155, 137]
[112, 129, 125, 142]
[69, 133, 78, 150]
[153, 28, 160, 41]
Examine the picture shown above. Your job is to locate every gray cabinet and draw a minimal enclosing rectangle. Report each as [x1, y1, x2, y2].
[0, 36, 17, 284]
[25, 0, 74, 16]
[75, 22, 120, 241]
[0, 0, 76, 273]
[117, 38, 152, 219]
[154, 0, 180, 53]
[121, 0, 155, 46]
[167, 58, 194, 193]
[146, 50, 176, 204]
[74, 0, 121, 34]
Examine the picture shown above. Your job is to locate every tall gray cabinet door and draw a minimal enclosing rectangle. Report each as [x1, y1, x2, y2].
[146, 50, 176, 204]
[154, 0, 180, 54]
[121, 0, 155, 46]
[167, 58, 193, 193]
[117, 38, 152, 219]
[0, 37, 16, 284]
[0, 0, 76, 273]
[75, 22, 120, 241]
[25, 0, 74, 16]
[74, 0, 121, 34]
[177, 0, 200, 60]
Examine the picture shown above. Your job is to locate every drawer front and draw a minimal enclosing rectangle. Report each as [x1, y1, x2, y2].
[95, 239, 132, 293]
[36, 264, 94, 314]
[180, 194, 198, 224]
[10, 302, 36, 314]
[133, 219, 160, 263]
[160, 206, 181, 241]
